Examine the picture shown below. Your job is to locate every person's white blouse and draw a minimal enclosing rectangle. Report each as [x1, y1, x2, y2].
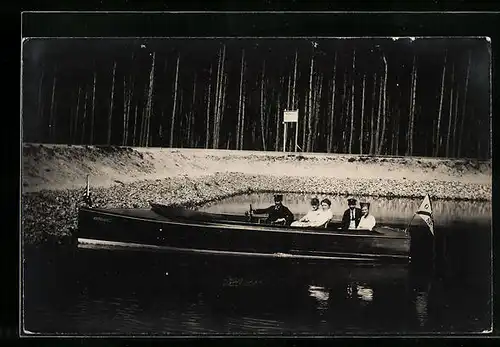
[357, 214, 376, 231]
[298, 209, 332, 227]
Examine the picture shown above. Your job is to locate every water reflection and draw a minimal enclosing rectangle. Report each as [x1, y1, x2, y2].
[415, 289, 429, 327]
[23, 254, 491, 335]
[355, 285, 374, 302]
[308, 285, 330, 311]
[199, 193, 492, 226]
[23, 218, 491, 335]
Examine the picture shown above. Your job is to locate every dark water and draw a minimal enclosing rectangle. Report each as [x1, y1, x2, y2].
[23, 195, 492, 336]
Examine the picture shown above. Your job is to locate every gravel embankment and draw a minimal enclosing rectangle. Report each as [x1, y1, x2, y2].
[21, 172, 491, 246]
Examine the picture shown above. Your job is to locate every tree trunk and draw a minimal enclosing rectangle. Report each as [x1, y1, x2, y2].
[275, 85, 282, 151]
[52, 101, 58, 142]
[189, 73, 197, 148]
[411, 57, 418, 155]
[205, 64, 212, 149]
[310, 75, 318, 151]
[220, 46, 227, 148]
[302, 92, 307, 150]
[446, 89, 454, 158]
[178, 89, 185, 147]
[391, 100, 397, 155]
[378, 95, 389, 155]
[312, 74, 323, 151]
[37, 69, 45, 141]
[375, 74, 383, 154]
[236, 49, 245, 150]
[377, 53, 388, 155]
[69, 90, 75, 142]
[213, 45, 226, 149]
[158, 110, 163, 146]
[292, 50, 298, 110]
[122, 75, 128, 146]
[132, 104, 138, 146]
[260, 60, 267, 150]
[170, 53, 180, 148]
[213, 48, 222, 149]
[327, 52, 337, 153]
[452, 84, 460, 157]
[81, 88, 89, 144]
[458, 50, 471, 158]
[216, 45, 227, 149]
[141, 106, 147, 147]
[348, 49, 356, 154]
[359, 74, 366, 155]
[406, 55, 418, 156]
[434, 50, 447, 157]
[292, 51, 299, 150]
[107, 61, 117, 145]
[145, 52, 155, 147]
[307, 54, 314, 152]
[287, 73, 292, 110]
[73, 86, 81, 144]
[240, 81, 246, 149]
[48, 74, 57, 142]
[140, 83, 148, 146]
[220, 72, 228, 148]
[90, 70, 97, 145]
[369, 73, 377, 155]
[446, 63, 455, 157]
[394, 106, 400, 155]
[124, 74, 133, 146]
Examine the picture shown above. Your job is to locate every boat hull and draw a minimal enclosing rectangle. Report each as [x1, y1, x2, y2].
[77, 206, 412, 264]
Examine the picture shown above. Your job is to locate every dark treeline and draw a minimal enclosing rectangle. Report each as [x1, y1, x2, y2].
[22, 38, 490, 159]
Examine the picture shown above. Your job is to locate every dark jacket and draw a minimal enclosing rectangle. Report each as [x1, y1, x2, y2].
[253, 205, 295, 225]
[341, 208, 362, 230]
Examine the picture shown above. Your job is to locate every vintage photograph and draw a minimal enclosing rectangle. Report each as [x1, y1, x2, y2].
[21, 36, 492, 335]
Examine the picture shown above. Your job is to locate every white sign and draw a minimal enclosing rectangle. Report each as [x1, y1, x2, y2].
[284, 110, 298, 123]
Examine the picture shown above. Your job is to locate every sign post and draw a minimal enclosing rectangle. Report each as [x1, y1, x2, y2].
[283, 110, 299, 152]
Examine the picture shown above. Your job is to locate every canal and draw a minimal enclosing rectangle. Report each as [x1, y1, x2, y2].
[22, 194, 492, 335]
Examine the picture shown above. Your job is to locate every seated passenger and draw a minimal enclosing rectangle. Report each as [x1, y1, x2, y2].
[320, 198, 333, 224]
[341, 198, 362, 230]
[252, 194, 294, 225]
[357, 202, 376, 231]
[291, 198, 331, 228]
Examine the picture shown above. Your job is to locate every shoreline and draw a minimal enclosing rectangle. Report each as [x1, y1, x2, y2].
[22, 172, 491, 247]
[21, 144, 492, 247]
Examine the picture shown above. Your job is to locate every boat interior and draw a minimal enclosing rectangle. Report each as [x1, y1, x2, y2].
[80, 203, 409, 239]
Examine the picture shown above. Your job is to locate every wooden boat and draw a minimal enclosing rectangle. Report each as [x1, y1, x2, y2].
[76, 201, 427, 264]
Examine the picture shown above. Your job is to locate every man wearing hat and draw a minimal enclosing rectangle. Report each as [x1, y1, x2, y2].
[253, 194, 295, 225]
[357, 202, 376, 231]
[341, 198, 362, 230]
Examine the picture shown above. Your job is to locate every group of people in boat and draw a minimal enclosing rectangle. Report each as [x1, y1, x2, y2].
[252, 195, 376, 231]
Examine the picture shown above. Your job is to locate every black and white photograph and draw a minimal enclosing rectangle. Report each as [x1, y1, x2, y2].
[20, 33, 492, 335]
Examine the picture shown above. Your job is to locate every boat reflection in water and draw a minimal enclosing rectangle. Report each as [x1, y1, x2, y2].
[23, 235, 490, 335]
[353, 284, 374, 303]
[308, 285, 330, 310]
[414, 287, 429, 327]
[308, 282, 373, 310]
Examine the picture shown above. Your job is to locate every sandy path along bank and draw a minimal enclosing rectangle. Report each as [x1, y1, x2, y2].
[22, 143, 491, 193]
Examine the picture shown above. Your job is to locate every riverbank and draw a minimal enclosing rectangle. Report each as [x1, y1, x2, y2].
[21, 143, 491, 246]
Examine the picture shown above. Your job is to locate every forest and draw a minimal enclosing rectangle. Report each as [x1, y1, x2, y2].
[22, 38, 491, 159]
